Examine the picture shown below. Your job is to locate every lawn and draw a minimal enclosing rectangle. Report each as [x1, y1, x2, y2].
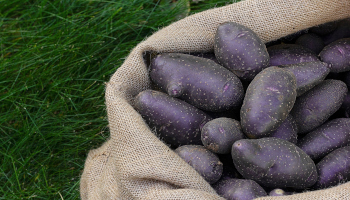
[0, 0, 240, 199]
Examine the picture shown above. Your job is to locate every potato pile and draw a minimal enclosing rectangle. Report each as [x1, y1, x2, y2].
[134, 18, 350, 200]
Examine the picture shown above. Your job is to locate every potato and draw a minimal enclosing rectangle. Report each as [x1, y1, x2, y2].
[322, 18, 350, 45]
[278, 61, 330, 96]
[150, 53, 244, 112]
[295, 33, 325, 54]
[290, 79, 348, 134]
[134, 90, 212, 147]
[213, 178, 267, 200]
[313, 146, 350, 189]
[319, 38, 350, 73]
[214, 22, 269, 81]
[240, 66, 297, 138]
[231, 137, 318, 189]
[175, 145, 223, 184]
[267, 44, 319, 66]
[201, 117, 244, 154]
[297, 118, 350, 160]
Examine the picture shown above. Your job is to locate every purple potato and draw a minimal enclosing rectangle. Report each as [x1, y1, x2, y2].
[214, 22, 270, 81]
[279, 61, 330, 96]
[295, 33, 325, 54]
[323, 18, 350, 45]
[290, 79, 348, 134]
[134, 90, 212, 147]
[313, 146, 350, 189]
[213, 178, 267, 200]
[201, 117, 244, 154]
[175, 145, 223, 184]
[269, 188, 293, 196]
[269, 114, 298, 144]
[267, 44, 319, 66]
[150, 53, 244, 112]
[309, 21, 339, 36]
[319, 38, 350, 73]
[240, 66, 297, 138]
[297, 118, 350, 160]
[231, 138, 317, 189]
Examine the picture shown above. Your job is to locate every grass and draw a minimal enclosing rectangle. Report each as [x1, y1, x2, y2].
[0, 0, 240, 199]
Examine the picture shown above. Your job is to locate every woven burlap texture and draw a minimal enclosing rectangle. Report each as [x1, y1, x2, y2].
[80, 0, 350, 199]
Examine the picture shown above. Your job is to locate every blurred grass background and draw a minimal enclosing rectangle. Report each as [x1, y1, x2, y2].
[0, 0, 240, 199]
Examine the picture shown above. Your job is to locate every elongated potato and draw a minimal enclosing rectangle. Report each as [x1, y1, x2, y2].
[150, 53, 244, 112]
[278, 61, 330, 96]
[268, 44, 319, 66]
[231, 138, 317, 189]
[297, 118, 350, 160]
[313, 146, 350, 189]
[240, 66, 297, 138]
[175, 145, 223, 184]
[134, 90, 212, 147]
[290, 79, 347, 134]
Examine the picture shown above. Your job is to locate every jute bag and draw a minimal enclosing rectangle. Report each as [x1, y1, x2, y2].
[80, 0, 350, 199]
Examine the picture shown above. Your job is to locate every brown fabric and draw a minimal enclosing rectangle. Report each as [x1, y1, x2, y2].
[80, 0, 350, 199]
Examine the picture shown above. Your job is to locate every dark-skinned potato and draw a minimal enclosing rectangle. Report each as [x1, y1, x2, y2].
[175, 145, 223, 184]
[134, 90, 212, 147]
[295, 33, 325, 54]
[201, 117, 244, 154]
[214, 22, 270, 81]
[297, 118, 350, 160]
[319, 38, 350, 73]
[313, 146, 350, 189]
[267, 44, 319, 66]
[290, 79, 347, 134]
[240, 66, 297, 138]
[150, 53, 244, 112]
[278, 61, 330, 96]
[231, 138, 318, 189]
[213, 178, 267, 200]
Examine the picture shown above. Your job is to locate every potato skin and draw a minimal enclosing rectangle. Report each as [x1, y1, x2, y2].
[175, 145, 223, 184]
[201, 117, 244, 154]
[313, 146, 350, 189]
[231, 138, 317, 189]
[319, 38, 350, 73]
[279, 61, 330, 96]
[134, 90, 212, 147]
[269, 114, 298, 144]
[290, 79, 348, 134]
[240, 66, 297, 138]
[295, 33, 325, 54]
[322, 18, 350, 45]
[150, 53, 244, 112]
[267, 44, 319, 66]
[297, 118, 350, 160]
[214, 22, 269, 81]
[212, 178, 267, 200]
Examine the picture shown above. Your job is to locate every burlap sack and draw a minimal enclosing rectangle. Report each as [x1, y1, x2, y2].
[80, 0, 350, 199]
